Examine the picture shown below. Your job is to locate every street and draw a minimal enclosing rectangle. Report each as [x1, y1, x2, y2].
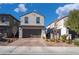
[0, 46, 79, 55]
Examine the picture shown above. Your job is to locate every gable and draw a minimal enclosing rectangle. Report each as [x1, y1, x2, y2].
[20, 12, 44, 19]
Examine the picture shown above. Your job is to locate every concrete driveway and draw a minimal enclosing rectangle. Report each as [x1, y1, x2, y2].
[8, 38, 75, 47]
[8, 38, 46, 46]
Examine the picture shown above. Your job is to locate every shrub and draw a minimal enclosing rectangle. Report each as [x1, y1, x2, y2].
[42, 36, 46, 39]
[66, 40, 72, 44]
[50, 39, 55, 42]
[74, 38, 79, 46]
[45, 39, 49, 42]
[60, 35, 66, 42]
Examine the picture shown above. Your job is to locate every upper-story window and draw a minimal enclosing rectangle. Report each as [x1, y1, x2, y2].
[36, 17, 40, 24]
[1, 16, 8, 23]
[25, 17, 28, 23]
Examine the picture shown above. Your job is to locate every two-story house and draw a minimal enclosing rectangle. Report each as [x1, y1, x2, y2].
[0, 14, 20, 38]
[46, 16, 69, 39]
[55, 16, 69, 36]
[19, 12, 46, 38]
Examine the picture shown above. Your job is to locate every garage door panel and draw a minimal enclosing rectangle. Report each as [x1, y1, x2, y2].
[23, 29, 41, 38]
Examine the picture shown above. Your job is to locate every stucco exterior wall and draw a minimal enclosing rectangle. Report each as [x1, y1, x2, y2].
[20, 12, 44, 26]
[56, 17, 68, 35]
[19, 12, 45, 38]
[61, 27, 68, 35]
[47, 17, 69, 36]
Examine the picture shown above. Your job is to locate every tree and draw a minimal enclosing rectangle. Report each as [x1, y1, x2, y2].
[8, 16, 14, 37]
[8, 16, 19, 38]
[12, 21, 19, 38]
[65, 10, 79, 36]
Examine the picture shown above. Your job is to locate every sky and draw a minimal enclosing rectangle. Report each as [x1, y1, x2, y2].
[0, 3, 79, 26]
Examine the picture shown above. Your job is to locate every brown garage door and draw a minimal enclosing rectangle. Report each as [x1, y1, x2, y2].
[23, 29, 41, 38]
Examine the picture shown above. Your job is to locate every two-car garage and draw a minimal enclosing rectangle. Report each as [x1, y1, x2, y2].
[20, 26, 44, 38]
[23, 29, 41, 38]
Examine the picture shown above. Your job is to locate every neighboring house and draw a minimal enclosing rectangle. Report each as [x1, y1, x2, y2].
[0, 14, 20, 38]
[46, 16, 69, 39]
[47, 22, 55, 29]
[46, 22, 55, 39]
[19, 12, 46, 38]
[55, 16, 69, 36]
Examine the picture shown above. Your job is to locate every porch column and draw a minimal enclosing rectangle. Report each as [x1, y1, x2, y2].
[66, 28, 69, 35]
[41, 29, 46, 38]
[19, 27, 22, 38]
[50, 33, 53, 39]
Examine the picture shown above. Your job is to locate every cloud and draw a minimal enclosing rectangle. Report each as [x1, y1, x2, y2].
[56, 4, 79, 18]
[14, 4, 27, 13]
[33, 9, 37, 12]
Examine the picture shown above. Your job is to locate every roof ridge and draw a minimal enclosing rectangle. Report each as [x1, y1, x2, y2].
[20, 11, 45, 18]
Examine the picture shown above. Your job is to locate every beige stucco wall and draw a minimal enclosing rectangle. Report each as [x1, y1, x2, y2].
[20, 12, 44, 26]
[55, 17, 68, 35]
[55, 17, 68, 29]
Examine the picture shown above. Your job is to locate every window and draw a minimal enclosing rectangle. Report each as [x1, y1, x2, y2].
[25, 17, 28, 23]
[1, 16, 8, 22]
[36, 17, 40, 24]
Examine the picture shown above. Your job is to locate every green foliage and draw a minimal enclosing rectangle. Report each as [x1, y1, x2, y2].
[65, 10, 79, 34]
[66, 40, 72, 44]
[74, 38, 79, 46]
[8, 16, 14, 27]
[60, 35, 66, 42]
[12, 26, 18, 37]
[8, 16, 20, 37]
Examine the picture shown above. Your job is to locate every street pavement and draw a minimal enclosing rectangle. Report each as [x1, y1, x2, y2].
[0, 46, 79, 55]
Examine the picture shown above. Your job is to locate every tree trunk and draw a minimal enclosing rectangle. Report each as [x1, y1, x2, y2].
[77, 32, 79, 37]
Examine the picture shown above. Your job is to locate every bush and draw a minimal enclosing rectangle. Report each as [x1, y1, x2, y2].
[45, 39, 49, 42]
[66, 40, 72, 44]
[42, 36, 46, 39]
[50, 39, 55, 42]
[74, 38, 79, 46]
[60, 35, 66, 42]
